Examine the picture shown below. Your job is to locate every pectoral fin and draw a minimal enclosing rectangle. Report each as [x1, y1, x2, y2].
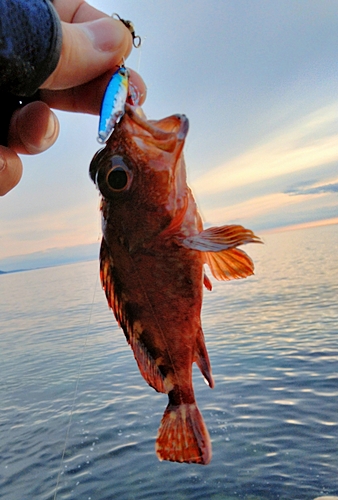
[205, 248, 255, 280]
[183, 224, 261, 281]
[182, 224, 261, 251]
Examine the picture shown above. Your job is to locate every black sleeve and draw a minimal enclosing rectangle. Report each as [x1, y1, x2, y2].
[0, 0, 62, 146]
[0, 0, 62, 96]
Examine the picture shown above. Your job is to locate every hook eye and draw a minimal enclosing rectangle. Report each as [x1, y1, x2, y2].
[132, 35, 141, 48]
[112, 13, 142, 48]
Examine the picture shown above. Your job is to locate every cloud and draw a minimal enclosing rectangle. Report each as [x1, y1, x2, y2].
[191, 103, 338, 197]
[286, 180, 338, 196]
[0, 199, 101, 260]
[189, 100, 338, 231]
[266, 217, 338, 234]
[199, 191, 311, 227]
[200, 188, 338, 232]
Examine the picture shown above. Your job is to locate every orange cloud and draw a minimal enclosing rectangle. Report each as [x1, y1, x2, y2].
[192, 103, 338, 196]
[262, 217, 338, 234]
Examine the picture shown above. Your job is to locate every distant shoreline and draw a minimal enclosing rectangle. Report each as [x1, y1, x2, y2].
[0, 258, 97, 276]
[0, 268, 33, 275]
[0, 242, 100, 275]
[1, 222, 336, 276]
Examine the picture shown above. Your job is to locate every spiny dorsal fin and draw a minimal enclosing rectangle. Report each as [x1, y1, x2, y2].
[100, 238, 166, 393]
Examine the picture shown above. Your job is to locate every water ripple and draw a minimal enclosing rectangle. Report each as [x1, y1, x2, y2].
[1, 226, 338, 499]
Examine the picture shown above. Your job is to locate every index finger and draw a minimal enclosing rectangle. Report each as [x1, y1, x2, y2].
[40, 68, 147, 115]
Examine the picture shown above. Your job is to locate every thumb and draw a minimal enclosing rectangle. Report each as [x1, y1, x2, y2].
[42, 17, 132, 91]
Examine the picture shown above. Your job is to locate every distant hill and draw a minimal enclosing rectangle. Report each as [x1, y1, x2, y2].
[0, 242, 100, 274]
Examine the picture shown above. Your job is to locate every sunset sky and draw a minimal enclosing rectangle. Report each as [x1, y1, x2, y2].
[1, 0, 337, 262]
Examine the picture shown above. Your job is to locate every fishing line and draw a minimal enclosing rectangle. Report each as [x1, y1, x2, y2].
[53, 270, 99, 500]
[136, 36, 145, 74]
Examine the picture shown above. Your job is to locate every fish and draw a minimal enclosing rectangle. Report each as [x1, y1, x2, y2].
[89, 104, 261, 465]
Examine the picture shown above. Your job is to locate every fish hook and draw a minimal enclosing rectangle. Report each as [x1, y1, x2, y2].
[112, 13, 142, 48]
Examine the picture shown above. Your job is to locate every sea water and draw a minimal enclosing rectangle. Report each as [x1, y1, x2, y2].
[0, 224, 337, 500]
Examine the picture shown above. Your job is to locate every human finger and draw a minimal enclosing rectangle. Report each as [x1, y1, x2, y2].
[8, 102, 59, 155]
[0, 146, 23, 196]
[40, 68, 147, 115]
[52, 0, 108, 23]
[42, 17, 132, 91]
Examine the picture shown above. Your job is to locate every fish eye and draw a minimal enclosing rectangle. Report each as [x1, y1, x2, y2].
[107, 166, 128, 191]
[105, 156, 132, 192]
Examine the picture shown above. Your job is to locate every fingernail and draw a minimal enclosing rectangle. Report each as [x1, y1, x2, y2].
[82, 18, 126, 52]
[25, 112, 59, 154]
[0, 152, 6, 172]
[44, 112, 58, 140]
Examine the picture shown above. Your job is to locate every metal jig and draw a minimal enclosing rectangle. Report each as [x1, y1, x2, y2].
[112, 13, 141, 48]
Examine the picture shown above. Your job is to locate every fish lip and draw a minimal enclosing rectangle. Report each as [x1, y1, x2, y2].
[124, 103, 189, 142]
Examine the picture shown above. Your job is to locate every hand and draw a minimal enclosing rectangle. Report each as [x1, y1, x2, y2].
[0, 0, 146, 196]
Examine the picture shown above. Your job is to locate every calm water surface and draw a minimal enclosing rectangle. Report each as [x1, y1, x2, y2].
[0, 225, 337, 500]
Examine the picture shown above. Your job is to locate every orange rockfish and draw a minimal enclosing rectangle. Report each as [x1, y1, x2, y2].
[89, 104, 261, 465]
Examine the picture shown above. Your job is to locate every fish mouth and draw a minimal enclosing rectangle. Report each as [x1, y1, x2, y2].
[89, 106, 189, 185]
[124, 104, 189, 152]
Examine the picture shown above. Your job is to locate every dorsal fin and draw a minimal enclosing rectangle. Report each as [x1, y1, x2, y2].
[100, 238, 166, 393]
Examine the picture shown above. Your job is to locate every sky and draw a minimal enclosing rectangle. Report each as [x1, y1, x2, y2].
[1, 0, 337, 263]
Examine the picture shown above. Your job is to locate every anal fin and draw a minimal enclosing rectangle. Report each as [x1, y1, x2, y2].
[203, 273, 213, 291]
[195, 328, 214, 388]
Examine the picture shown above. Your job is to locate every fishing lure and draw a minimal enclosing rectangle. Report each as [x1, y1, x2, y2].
[97, 14, 141, 144]
[97, 66, 129, 144]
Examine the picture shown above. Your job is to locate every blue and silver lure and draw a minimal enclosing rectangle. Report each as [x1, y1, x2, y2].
[97, 13, 141, 143]
[97, 66, 129, 144]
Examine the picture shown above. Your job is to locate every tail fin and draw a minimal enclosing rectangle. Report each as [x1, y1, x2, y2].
[155, 403, 212, 465]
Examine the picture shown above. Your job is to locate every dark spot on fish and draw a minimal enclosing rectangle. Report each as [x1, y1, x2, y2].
[157, 364, 171, 378]
[124, 301, 141, 320]
[138, 329, 167, 366]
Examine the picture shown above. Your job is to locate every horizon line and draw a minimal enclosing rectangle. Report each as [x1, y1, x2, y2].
[1, 217, 337, 264]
